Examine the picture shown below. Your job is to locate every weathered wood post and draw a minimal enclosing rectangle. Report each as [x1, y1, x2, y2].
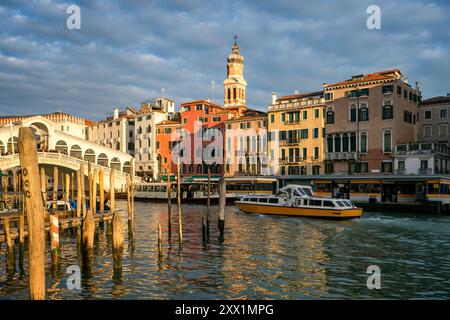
[18, 127, 46, 300]
[53, 166, 58, 211]
[4, 216, 13, 254]
[158, 223, 162, 261]
[218, 177, 226, 240]
[76, 169, 81, 218]
[80, 163, 86, 219]
[92, 170, 98, 214]
[177, 157, 183, 245]
[110, 170, 115, 214]
[206, 165, 211, 240]
[99, 169, 104, 214]
[128, 161, 135, 231]
[126, 175, 132, 221]
[19, 213, 25, 248]
[82, 209, 95, 254]
[40, 167, 47, 218]
[88, 161, 92, 212]
[167, 167, 172, 238]
[70, 172, 74, 202]
[50, 213, 60, 267]
[65, 173, 70, 216]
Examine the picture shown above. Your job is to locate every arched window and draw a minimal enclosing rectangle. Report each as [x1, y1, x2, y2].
[360, 132, 367, 153]
[327, 135, 333, 153]
[383, 130, 392, 153]
[227, 88, 231, 100]
[350, 133, 356, 152]
[382, 101, 393, 119]
[138, 127, 142, 134]
[350, 104, 357, 122]
[334, 135, 341, 152]
[359, 104, 369, 121]
[55, 140, 68, 154]
[326, 108, 335, 124]
[233, 87, 236, 100]
[342, 134, 349, 152]
[197, 164, 202, 174]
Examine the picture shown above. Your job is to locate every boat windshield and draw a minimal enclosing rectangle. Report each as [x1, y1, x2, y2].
[302, 187, 314, 197]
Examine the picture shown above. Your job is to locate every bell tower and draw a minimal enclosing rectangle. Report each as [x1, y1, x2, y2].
[223, 35, 247, 115]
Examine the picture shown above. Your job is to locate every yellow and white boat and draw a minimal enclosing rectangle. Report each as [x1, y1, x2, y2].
[235, 185, 363, 219]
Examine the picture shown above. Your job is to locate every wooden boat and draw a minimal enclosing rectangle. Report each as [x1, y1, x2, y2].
[235, 184, 363, 219]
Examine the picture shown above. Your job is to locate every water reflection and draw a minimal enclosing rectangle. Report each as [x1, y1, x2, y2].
[1, 202, 450, 299]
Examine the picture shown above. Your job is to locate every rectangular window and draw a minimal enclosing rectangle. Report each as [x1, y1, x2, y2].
[398, 160, 405, 171]
[313, 128, 319, 139]
[382, 85, 393, 94]
[281, 113, 286, 122]
[440, 109, 448, 119]
[270, 114, 275, 123]
[397, 86, 402, 95]
[439, 125, 447, 137]
[300, 129, 308, 139]
[302, 148, 307, 160]
[325, 92, 333, 101]
[302, 110, 307, 120]
[423, 126, 432, 138]
[381, 162, 393, 174]
[183, 118, 187, 124]
[314, 109, 320, 118]
[314, 147, 319, 159]
[424, 110, 432, 120]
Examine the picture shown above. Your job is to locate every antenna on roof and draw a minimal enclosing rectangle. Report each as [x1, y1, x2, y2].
[211, 81, 216, 103]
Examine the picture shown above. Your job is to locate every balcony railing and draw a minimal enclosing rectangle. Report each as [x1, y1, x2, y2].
[325, 152, 357, 160]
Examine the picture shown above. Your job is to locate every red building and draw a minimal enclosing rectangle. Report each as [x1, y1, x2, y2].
[175, 99, 233, 178]
[156, 120, 181, 177]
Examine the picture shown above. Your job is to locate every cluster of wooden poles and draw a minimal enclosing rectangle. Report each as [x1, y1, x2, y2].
[2, 127, 227, 300]
[156, 158, 227, 260]
[0, 127, 136, 300]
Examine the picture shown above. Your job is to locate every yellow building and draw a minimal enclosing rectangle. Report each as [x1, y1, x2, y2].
[267, 91, 326, 176]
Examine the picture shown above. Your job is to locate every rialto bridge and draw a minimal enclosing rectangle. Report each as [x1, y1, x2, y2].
[0, 115, 138, 191]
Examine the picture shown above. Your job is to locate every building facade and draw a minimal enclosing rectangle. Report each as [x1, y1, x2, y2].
[156, 120, 181, 177]
[175, 100, 230, 178]
[267, 91, 326, 176]
[323, 69, 421, 175]
[418, 94, 450, 145]
[394, 142, 450, 175]
[224, 109, 267, 177]
[86, 107, 137, 156]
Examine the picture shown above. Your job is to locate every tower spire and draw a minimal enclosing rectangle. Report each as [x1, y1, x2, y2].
[223, 36, 246, 115]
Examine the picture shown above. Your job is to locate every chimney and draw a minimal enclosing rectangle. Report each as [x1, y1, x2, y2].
[113, 108, 119, 120]
[447, 93, 450, 98]
[271, 92, 277, 105]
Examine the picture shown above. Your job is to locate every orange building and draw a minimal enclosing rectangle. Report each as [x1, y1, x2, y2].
[175, 100, 231, 177]
[156, 119, 181, 177]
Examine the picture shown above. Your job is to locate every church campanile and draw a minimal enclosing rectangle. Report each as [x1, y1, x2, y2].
[223, 35, 247, 115]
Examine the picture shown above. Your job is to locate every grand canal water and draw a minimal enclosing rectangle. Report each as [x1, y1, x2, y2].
[1, 201, 450, 299]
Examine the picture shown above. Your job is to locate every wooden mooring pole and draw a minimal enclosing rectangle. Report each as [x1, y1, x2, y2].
[99, 169, 104, 214]
[80, 163, 86, 219]
[50, 213, 60, 267]
[177, 158, 183, 245]
[53, 166, 58, 212]
[167, 167, 172, 238]
[158, 223, 162, 261]
[18, 127, 46, 300]
[218, 177, 226, 240]
[40, 167, 47, 219]
[76, 169, 81, 218]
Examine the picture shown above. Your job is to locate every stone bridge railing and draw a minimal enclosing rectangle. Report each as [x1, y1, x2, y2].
[0, 152, 140, 192]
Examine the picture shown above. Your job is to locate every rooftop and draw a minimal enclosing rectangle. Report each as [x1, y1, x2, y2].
[324, 69, 403, 88]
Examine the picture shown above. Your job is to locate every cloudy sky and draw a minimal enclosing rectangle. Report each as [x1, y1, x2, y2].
[0, 0, 449, 120]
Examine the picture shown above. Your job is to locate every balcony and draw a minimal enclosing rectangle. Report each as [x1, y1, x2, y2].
[325, 152, 357, 160]
[419, 168, 433, 175]
[395, 143, 450, 156]
[279, 157, 303, 164]
[284, 119, 300, 125]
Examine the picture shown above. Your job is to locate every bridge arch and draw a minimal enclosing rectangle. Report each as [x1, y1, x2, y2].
[69, 144, 82, 159]
[84, 149, 95, 163]
[97, 153, 108, 167]
[55, 140, 68, 154]
[110, 157, 121, 171]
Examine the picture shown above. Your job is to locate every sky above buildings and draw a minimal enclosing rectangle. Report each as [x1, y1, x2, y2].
[0, 0, 449, 120]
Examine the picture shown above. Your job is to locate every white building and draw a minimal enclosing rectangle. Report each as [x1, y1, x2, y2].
[86, 107, 137, 156]
[394, 142, 450, 175]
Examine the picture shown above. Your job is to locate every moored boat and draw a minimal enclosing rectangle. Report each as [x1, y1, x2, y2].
[235, 184, 363, 219]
